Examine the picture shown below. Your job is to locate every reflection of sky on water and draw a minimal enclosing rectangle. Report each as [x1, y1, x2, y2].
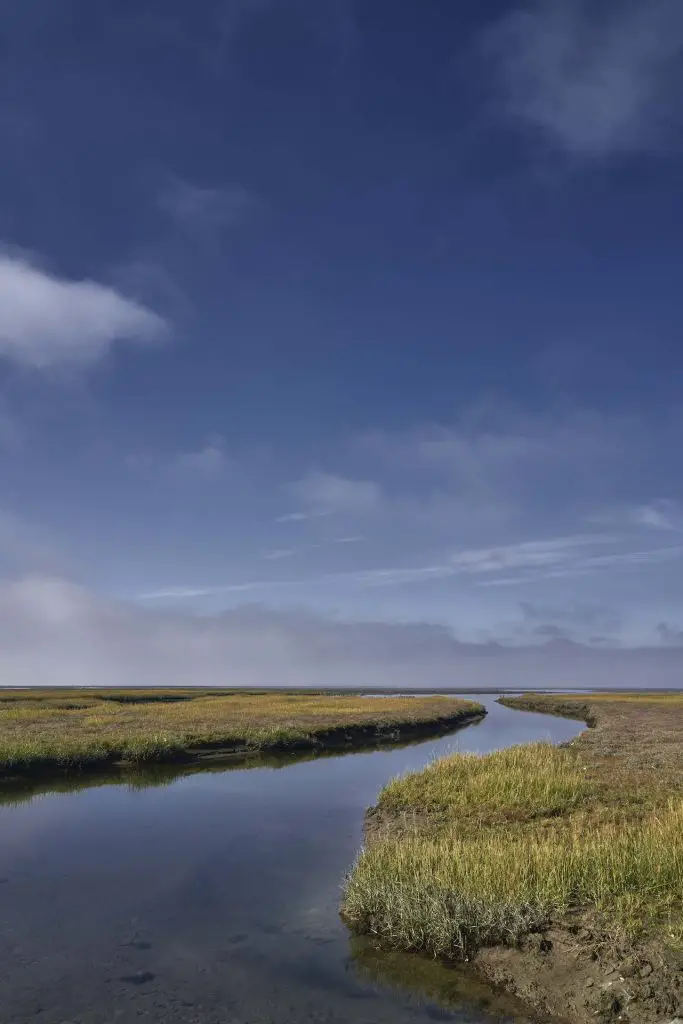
[0, 697, 583, 1024]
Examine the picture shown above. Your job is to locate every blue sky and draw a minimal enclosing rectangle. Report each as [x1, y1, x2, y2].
[1, 0, 683, 686]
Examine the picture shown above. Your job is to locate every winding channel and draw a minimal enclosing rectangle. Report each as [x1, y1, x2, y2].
[0, 695, 583, 1024]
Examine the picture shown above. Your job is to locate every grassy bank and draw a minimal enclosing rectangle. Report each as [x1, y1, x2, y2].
[0, 689, 484, 776]
[342, 693, 683, 1022]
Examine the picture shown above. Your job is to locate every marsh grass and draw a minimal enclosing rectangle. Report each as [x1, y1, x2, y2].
[344, 798, 683, 957]
[342, 699, 683, 960]
[380, 743, 591, 824]
[0, 690, 483, 776]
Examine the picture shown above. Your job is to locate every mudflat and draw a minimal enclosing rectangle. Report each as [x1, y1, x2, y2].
[342, 692, 683, 1024]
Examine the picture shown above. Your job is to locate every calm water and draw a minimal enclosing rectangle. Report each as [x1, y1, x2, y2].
[0, 697, 583, 1024]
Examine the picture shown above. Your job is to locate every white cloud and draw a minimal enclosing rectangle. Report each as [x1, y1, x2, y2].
[357, 406, 683, 548]
[449, 535, 607, 574]
[287, 471, 381, 517]
[142, 534, 683, 602]
[158, 176, 256, 233]
[358, 408, 642, 537]
[482, 0, 683, 159]
[589, 499, 681, 532]
[0, 253, 167, 369]
[262, 549, 295, 561]
[128, 439, 230, 481]
[348, 534, 620, 589]
[172, 442, 228, 480]
[2, 575, 682, 689]
[633, 505, 675, 530]
[477, 545, 683, 587]
[628, 501, 679, 531]
[275, 509, 335, 524]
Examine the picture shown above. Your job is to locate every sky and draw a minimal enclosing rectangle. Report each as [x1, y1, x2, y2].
[1, 0, 683, 688]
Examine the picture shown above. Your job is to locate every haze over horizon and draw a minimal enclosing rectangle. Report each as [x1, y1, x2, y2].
[1, 0, 683, 688]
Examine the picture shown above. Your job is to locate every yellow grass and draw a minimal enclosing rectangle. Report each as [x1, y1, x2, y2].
[342, 695, 683, 960]
[0, 689, 484, 774]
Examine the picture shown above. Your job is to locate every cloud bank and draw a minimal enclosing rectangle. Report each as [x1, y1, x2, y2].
[0, 576, 681, 690]
[0, 253, 167, 369]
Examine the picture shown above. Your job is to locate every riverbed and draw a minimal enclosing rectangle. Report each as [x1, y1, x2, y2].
[0, 696, 583, 1024]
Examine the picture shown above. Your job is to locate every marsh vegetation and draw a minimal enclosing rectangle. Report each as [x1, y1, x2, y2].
[0, 688, 484, 775]
[342, 693, 683, 1022]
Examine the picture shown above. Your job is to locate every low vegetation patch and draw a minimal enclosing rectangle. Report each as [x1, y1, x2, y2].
[342, 694, 683, 1022]
[0, 689, 484, 776]
[378, 742, 591, 825]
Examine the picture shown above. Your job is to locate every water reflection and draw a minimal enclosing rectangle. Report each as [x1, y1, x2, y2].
[350, 935, 534, 1021]
[0, 725, 482, 808]
[0, 696, 583, 1024]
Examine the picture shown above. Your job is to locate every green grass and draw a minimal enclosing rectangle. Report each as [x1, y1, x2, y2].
[342, 697, 683, 961]
[0, 689, 484, 776]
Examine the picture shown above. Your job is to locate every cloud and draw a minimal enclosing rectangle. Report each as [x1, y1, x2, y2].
[344, 536, 590, 589]
[344, 534, 647, 589]
[481, 0, 683, 159]
[448, 535, 608, 574]
[275, 510, 335, 524]
[158, 176, 256, 234]
[287, 471, 382, 517]
[0, 252, 167, 370]
[262, 549, 295, 561]
[172, 442, 228, 480]
[363, 407, 632, 479]
[2, 574, 683, 689]
[357, 406, 683, 545]
[144, 534, 683, 606]
[518, 600, 622, 644]
[478, 544, 683, 587]
[127, 439, 230, 482]
[591, 500, 681, 532]
[657, 622, 683, 647]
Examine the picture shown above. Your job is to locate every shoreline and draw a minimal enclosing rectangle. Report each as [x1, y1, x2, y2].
[342, 693, 683, 1024]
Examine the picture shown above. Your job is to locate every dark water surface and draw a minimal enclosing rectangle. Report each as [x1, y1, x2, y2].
[0, 697, 584, 1024]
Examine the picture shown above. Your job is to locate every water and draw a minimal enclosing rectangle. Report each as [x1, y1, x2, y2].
[0, 696, 583, 1024]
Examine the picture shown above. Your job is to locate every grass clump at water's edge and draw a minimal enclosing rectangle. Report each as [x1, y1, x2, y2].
[342, 695, 683, 961]
[0, 690, 485, 777]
